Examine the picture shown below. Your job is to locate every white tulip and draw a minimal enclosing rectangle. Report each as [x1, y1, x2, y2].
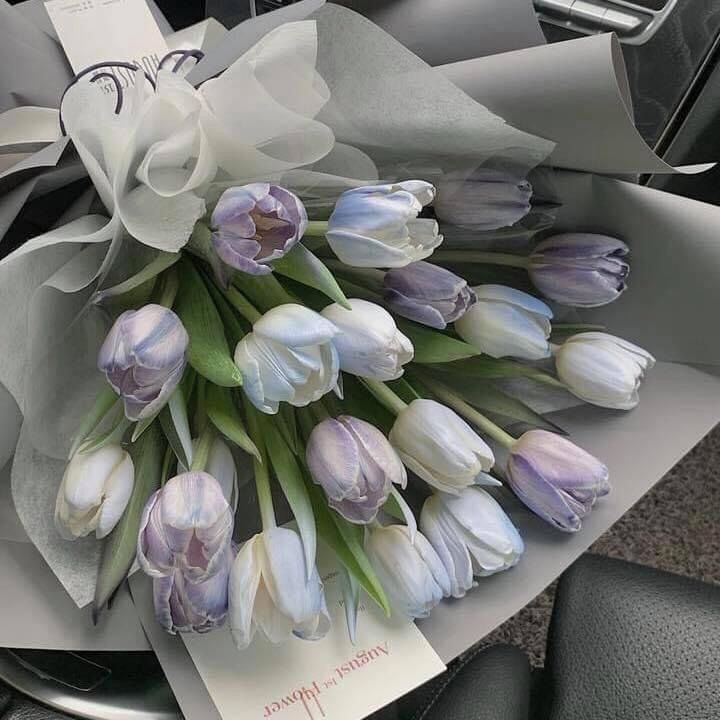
[229, 527, 330, 649]
[234, 304, 339, 414]
[454, 285, 553, 360]
[366, 525, 450, 619]
[554, 332, 655, 410]
[421, 488, 524, 598]
[389, 399, 495, 494]
[321, 299, 413, 381]
[55, 445, 134, 540]
[326, 181, 442, 267]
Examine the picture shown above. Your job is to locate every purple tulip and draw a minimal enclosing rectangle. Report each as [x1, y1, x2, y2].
[306, 416, 407, 524]
[528, 233, 629, 307]
[434, 168, 532, 230]
[153, 547, 233, 634]
[506, 430, 610, 533]
[383, 261, 476, 329]
[98, 304, 189, 421]
[211, 183, 308, 275]
[137, 472, 234, 583]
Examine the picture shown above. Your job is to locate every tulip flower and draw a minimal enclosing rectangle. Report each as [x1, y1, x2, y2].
[506, 429, 610, 532]
[434, 168, 532, 230]
[229, 527, 330, 649]
[528, 233, 629, 307]
[383, 261, 476, 329]
[137, 472, 234, 582]
[98, 304, 189, 421]
[306, 415, 406, 524]
[211, 184, 308, 275]
[153, 547, 233, 634]
[326, 181, 442, 267]
[366, 525, 450, 619]
[421, 488, 524, 598]
[321, 299, 413, 381]
[234, 303, 339, 414]
[454, 285, 552, 360]
[554, 332, 655, 410]
[55, 444, 134, 540]
[389, 399, 495, 494]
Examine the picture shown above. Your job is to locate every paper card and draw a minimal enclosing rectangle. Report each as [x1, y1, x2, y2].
[44, 0, 169, 78]
[182, 544, 446, 720]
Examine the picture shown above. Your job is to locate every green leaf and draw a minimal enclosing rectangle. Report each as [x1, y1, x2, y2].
[258, 413, 316, 577]
[206, 384, 260, 460]
[94, 423, 165, 619]
[341, 375, 394, 433]
[94, 252, 180, 304]
[272, 244, 351, 309]
[277, 403, 300, 455]
[234, 273, 296, 312]
[79, 412, 132, 455]
[175, 260, 243, 387]
[70, 387, 120, 458]
[429, 357, 564, 387]
[200, 269, 247, 347]
[397, 320, 479, 363]
[387, 376, 422, 404]
[159, 387, 193, 468]
[306, 481, 390, 616]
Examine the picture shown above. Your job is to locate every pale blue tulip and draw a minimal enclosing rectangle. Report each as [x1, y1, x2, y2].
[326, 181, 442, 267]
[421, 488, 523, 598]
[98, 303, 189, 421]
[454, 285, 553, 360]
[229, 527, 330, 649]
[321, 299, 413, 381]
[366, 525, 450, 619]
[507, 430, 610, 532]
[306, 415, 407, 524]
[234, 303, 340, 414]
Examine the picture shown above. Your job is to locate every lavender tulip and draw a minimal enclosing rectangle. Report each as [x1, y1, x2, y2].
[421, 488, 523, 598]
[153, 546, 233, 634]
[326, 181, 442, 267]
[366, 525, 450, 619]
[528, 233, 630, 307]
[506, 430, 610, 532]
[137, 472, 234, 582]
[98, 304, 188, 421]
[306, 416, 407, 524]
[383, 261, 476, 329]
[211, 184, 308, 275]
[434, 169, 532, 230]
[229, 527, 330, 649]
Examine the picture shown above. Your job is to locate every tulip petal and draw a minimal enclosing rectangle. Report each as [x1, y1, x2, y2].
[229, 536, 263, 649]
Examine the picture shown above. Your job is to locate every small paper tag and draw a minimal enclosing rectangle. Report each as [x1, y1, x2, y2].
[44, 0, 169, 78]
[182, 545, 446, 720]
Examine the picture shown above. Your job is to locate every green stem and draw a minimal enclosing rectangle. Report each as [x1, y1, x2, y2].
[155, 266, 180, 308]
[224, 286, 262, 323]
[361, 379, 408, 416]
[243, 398, 277, 529]
[190, 422, 214, 472]
[69, 386, 120, 458]
[234, 273, 295, 311]
[431, 250, 531, 269]
[552, 323, 606, 333]
[304, 220, 329, 236]
[194, 377, 208, 435]
[421, 376, 517, 448]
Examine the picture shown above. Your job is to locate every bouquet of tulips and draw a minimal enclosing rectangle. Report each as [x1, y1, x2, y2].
[0, 3, 655, 650]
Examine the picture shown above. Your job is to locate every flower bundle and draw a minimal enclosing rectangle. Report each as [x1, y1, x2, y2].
[0, 5, 656, 649]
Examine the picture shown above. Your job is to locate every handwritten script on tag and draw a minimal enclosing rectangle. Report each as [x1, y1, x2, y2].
[183, 547, 446, 720]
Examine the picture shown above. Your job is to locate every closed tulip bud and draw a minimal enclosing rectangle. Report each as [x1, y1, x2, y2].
[306, 416, 407, 524]
[507, 429, 610, 532]
[55, 444, 134, 540]
[421, 488, 523, 598]
[383, 261, 476, 329]
[326, 181, 442, 267]
[389, 399, 495, 494]
[434, 168, 532, 230]
[138, 472, 234, 582]
[234, 303, 339, 414]
[366, 525, 450, 619]
[98, 304, 189, 421]
[454, 285, 553, 360]
[321, 299, 413, 381]
[528, 233, 629, 307]
[555, 332, 655, 410]
[229, 527, 330, 649]
[153, 547, 233, 634]
[211, 184, 308, 275]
